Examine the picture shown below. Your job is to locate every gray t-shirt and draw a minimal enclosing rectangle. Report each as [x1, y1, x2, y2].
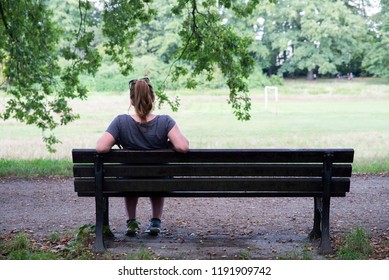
[106, 114, 176, 150]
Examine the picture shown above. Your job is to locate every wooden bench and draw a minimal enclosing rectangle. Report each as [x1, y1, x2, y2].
[72, 148, 354, 254]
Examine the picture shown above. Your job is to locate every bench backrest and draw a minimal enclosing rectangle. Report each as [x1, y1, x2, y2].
[72, 148, 354, 197]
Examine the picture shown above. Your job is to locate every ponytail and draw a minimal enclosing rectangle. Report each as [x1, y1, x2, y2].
[129, 78, 155, 123]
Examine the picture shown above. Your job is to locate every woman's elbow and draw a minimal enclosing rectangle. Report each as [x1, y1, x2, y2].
[96, 145, 111, 153]
[96, 141, 112, 153]
[174, 141, 189, 153]
[96, 132, 115, 153]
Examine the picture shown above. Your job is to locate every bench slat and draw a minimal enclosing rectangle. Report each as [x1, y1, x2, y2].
[72, 149, 354, 164]
[74, 177, 350, 193]
[73, 163, 353, 178]
[76, 191, 348, 198]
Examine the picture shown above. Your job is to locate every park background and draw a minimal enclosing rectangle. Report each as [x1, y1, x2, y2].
[1, 77, 388, 175]
[1, 0, 389, 164]
[0, 0, 388, 261]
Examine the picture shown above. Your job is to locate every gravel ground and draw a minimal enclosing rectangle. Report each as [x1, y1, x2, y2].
[0, 174, 388, 259]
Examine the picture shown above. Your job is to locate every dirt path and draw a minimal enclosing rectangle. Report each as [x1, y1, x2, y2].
[0, 175, 388, 259]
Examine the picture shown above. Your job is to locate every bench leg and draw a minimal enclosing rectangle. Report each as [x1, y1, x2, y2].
[318, 196, 333, 255]
[93, 196, 115, 252]
[309, 197, 322, 240]
[93, 194, 106, 253]
[317, 152, 334, 255]
[103, 197, 114, 238]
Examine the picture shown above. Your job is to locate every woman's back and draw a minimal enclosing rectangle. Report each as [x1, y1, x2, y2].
[106, 114, 176, 150]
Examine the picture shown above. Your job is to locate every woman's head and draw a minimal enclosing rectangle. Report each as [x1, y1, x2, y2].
[129, 78, 155, 122]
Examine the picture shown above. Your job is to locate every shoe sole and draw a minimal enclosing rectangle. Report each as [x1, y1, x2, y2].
[146, 228, 160, 236]
[125, 231, 137, 237]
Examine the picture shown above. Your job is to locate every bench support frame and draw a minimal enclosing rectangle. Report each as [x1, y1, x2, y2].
[309, 153, 334, 254]
[94, 155, 114, 252]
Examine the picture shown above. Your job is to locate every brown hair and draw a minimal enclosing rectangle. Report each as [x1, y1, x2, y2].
[129, 78, 155, 123]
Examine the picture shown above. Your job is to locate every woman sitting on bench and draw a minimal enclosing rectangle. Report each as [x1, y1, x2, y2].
[96, 77, 189, 236]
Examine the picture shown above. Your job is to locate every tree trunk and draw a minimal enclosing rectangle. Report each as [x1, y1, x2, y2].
[307, 70, 314, 80]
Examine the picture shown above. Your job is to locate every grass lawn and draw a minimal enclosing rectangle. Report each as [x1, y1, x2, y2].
[1, 77, 388, 174]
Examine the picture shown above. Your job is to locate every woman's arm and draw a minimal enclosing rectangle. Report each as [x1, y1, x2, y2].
[96, 132, 116, 153]
[168, 124, 189, 153]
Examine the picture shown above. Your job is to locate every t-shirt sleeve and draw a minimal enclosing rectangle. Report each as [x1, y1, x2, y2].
[106, 115, 121, 140]
[165, 115, 176, 133]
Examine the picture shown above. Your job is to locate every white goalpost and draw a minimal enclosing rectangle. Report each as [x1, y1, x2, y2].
[264, 86, 279, 113]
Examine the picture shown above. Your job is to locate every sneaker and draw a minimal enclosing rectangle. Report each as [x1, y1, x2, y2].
[145, 218, 161, 236]
[126, 219, 140, 236]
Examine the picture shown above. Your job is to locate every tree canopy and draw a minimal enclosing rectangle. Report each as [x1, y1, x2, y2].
[0, 0, 387, 151]
[362, 0, 389, 78]
[257, 0, 367, 78]
[0, 0, 101, 151]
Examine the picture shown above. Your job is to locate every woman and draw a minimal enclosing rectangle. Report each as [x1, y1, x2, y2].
[96, 77, 189, 236]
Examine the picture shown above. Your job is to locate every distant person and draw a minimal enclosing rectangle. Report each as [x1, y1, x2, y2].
[96, 77, 189, 236]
